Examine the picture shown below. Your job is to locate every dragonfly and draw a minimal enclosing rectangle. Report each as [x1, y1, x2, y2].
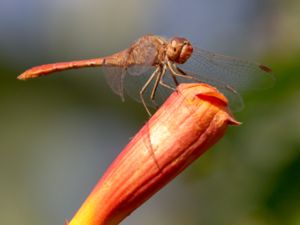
[17, 34, 274, 115]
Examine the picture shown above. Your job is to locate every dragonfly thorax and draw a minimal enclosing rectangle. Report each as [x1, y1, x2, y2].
[166, 37, 193, 64]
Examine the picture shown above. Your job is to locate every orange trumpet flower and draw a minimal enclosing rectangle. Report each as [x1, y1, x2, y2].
[67, 83, 240, 225]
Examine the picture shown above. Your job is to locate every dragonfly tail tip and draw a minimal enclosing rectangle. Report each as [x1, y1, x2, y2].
[17, 72, 30, 80]
[259, 64, 272, 73]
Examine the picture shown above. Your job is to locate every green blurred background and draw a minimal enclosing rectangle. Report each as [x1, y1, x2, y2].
[1, 0, 299, 225]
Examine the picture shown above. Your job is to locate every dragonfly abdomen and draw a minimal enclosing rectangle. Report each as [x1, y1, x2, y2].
[17, 58, 104, 80]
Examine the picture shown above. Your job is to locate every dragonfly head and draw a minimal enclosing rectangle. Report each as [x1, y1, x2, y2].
[167, 37, 193, 64]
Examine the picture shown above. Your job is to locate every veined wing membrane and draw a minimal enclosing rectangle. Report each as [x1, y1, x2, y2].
[181, 47, 274, 92]
[173, 67, 244, 111]
[176, 47, 274, 111]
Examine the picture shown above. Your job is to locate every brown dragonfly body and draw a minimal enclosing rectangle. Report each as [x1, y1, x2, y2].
[18, 34, 273, 115]
[17, 36, 187, 78]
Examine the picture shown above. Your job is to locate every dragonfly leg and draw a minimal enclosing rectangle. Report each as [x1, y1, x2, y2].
[150, 65, 167, 102]
[169, 67, 179, 86]
[159, 66, 177, 91]
[168, 64, 179, 86]
[167, 61, 202, 83]
[140, 67, 161, 116]
[159, 80, 176, 91]
[175, 66, 187, 75]
[171, 75, 179, 86]
[149, 71, 162, 109]
[172, 64, 191, 85]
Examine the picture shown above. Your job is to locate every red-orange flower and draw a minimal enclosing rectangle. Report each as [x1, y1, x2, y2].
[68, 83, 240, 225]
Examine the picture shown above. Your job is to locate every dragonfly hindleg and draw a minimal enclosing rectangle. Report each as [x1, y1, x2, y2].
[139, 67, 161, 116]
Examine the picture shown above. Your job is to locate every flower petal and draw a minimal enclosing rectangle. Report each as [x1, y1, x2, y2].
[68, 83, 240, 225]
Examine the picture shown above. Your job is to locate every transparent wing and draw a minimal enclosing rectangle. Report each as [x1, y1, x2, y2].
[173, 68, 244, 111]
[178, 47, 274, 111]
[181, 47, 274, 91]
[103, 65, 170, 109]
[103, 37, 160, 107]
[123, 67, 155, 105]
[103, 66, 126, 101]
[126, 37, 158, 76]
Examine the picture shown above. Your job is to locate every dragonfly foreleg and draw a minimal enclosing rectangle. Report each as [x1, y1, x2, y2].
[167, 61, 202, 83]
[159, 65, 176, 91]
[175, 66, 187, 75]
[159, 80, 176, 91]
